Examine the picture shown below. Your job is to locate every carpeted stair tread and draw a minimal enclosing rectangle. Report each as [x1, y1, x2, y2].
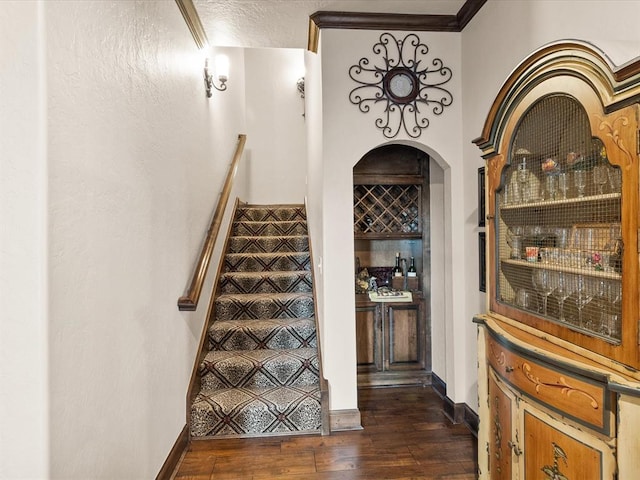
[224, 252, 311, 273]
[199, 347, 319, 390]
[232, 221, 308, 237]
[208, 317, 316, 350]
[214, 292, 315, 320]
[219, 271, 312, 294]
[190, 384, 322, 437]
[227, 235, 309, 254]
[235, 205, 306, 222]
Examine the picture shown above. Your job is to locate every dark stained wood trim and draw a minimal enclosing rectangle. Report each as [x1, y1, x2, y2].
[310, 11, 460, 32]
[456, 0, 487, 30]
[432, 372, 478, 436]
[431, 372, 447, 398]
[175, 0, 209, 49]
[464, 404, 479, 437]
[353, 174, 424, 185]
[155, 424, 188, 480]
[307, 0, 486, 52]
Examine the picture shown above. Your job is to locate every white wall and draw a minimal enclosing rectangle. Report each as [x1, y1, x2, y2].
[244, 48, 307, 204]
[460, 0, 640, 411]
[1, 0, 247, 478]
[0, 2, 49, 478]
[429, 159, 447, 378]
[305, 47, 325, 339]
[315, 29, 463, 411]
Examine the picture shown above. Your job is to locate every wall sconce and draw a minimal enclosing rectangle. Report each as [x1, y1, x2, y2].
[297, 77, 305, 99]
[204, 55, 229, 98]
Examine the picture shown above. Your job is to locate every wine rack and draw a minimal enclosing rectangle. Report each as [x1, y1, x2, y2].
[353, 184, 421, 237]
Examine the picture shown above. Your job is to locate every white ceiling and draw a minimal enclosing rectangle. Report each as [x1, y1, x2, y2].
[194, 0, 467, 49]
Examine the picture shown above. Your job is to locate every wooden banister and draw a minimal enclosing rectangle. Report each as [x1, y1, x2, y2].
[178, 134, 247, 311]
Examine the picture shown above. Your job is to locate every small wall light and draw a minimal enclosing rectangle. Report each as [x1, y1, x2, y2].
[297, 77, 305, 99]
[204, 55, 229, 98]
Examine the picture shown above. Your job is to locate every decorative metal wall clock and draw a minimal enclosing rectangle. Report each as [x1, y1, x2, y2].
[348, 32, 453, 139]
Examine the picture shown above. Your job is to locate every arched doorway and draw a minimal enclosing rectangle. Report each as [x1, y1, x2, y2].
[352, 144, 432, 386]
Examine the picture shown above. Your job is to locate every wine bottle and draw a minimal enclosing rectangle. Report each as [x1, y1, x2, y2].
[393, 252, 403, 277]
[408, 257, 417, 277]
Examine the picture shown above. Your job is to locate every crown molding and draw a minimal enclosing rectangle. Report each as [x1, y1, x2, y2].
[175, 0, 209, 49]
[308, 0, 487, 53]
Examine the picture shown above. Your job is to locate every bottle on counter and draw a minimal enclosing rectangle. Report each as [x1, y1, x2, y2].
[393, 252, 403, 277]
[408, 257, 417, 277]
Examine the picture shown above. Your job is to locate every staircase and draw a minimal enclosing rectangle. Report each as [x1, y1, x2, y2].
[189, 204, 327, 438]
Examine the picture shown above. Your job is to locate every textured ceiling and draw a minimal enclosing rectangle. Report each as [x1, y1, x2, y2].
[194, 0, 466, 49]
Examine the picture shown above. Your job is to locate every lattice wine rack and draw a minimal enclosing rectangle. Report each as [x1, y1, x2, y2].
[354, 184, 421, 237]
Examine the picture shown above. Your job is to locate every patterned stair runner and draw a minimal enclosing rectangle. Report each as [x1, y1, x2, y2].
[190, 204, 323, 437]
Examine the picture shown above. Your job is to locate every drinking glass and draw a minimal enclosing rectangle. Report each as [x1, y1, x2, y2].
[545, 175, 558, 201]
[575, 275, 595, 328]
[553, 272, 575, 322]
[558, 172, 569, 200]
[532, 269, 555, 316]
[595, 280, 609, 332]
[598, 281, 622, 339]
[515, 288, 531, 310]
[517, 166, 530, 203]
[593, 165, 608, 195]
[608, 167, 622, 193]
[506, 226, 524, 260]
[574, 170, 587, 197]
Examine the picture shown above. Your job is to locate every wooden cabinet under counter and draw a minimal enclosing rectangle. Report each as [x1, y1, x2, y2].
[355, 293, 430, 387]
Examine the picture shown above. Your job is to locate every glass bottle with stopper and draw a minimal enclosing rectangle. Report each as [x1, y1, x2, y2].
[408, 257, 417, 277]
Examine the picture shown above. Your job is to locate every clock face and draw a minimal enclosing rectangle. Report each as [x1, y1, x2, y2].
[384, 68, 418, 103]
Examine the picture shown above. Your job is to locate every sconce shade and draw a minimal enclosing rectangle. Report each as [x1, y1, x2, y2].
[204, 56, 228, 98]
[215, 55, 229, 81]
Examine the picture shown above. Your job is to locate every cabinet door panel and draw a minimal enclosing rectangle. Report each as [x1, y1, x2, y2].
[523, 407, 615, 479]
[488, 369, 514, 480]
[356, 304, 380, 372]
[388, 303, 423, 368]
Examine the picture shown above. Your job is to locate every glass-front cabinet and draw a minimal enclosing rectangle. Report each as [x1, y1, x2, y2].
[494, 93, 634, 360]
[473, 42, 640, 480]
[480, 69, 639, 372]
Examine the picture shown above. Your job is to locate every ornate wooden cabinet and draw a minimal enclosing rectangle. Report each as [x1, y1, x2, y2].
[474, 42, 640, 479]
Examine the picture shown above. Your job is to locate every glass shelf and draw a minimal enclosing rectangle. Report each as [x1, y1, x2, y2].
[501, 258, 621, 280]
[500, 192, 621, 210]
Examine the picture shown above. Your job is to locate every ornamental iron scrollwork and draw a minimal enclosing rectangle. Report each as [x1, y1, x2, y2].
[348, 32, 453, 139]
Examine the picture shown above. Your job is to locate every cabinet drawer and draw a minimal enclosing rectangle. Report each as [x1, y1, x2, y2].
[486, 334, 612, 434]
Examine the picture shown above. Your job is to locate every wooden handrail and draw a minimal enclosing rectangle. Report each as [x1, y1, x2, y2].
[178, 134, 247, 311]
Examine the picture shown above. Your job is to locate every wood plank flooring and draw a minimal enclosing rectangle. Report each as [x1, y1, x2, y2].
[172, 386, 478, 479]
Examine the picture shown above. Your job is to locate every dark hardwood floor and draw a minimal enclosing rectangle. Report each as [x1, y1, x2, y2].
[172, 386, 478, 479]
